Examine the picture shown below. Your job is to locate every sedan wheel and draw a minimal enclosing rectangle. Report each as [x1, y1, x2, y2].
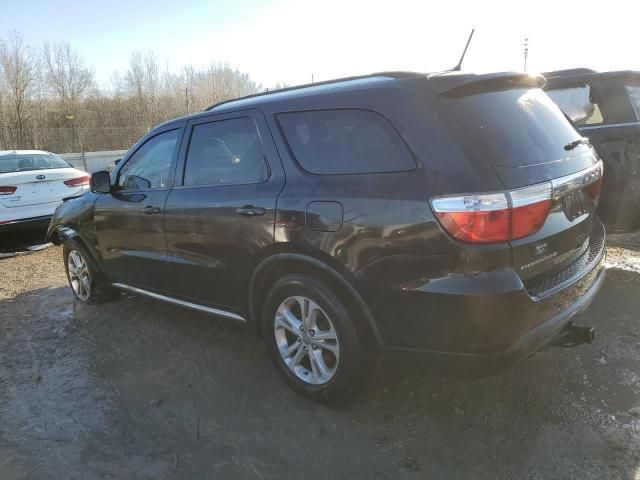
[67, 249, 91, 301]
[274, 295, 340, 385]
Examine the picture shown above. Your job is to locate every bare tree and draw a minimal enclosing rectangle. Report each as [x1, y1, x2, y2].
[42, 41, 94, 151]
[0, 31, 39, 148]
[176, 62, 260, 112]
[0, 31, 266, 153]
[125, 51, 161, 130]
[43, 41, 94, 109]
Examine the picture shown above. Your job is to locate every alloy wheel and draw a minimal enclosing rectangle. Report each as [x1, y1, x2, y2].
[274, 296, 340, 385]
[67, 250, 91, 301]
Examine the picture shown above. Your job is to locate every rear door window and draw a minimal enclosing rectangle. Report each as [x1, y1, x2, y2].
[546, 86, 604, 126]
[184, 117, 268, 186]
[625, 85, 640, 119]
[277, 109, 416, 174]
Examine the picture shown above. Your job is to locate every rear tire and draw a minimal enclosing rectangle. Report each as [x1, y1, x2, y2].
[63, 239, 118, 304]
[262, 274, 368, 404]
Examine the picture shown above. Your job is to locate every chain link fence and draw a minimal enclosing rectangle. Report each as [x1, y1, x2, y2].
[0, 125, 150, 154]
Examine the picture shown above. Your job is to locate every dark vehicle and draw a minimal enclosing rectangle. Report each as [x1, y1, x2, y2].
[544, 68, 640, 232]
[48, 71, 606, 403]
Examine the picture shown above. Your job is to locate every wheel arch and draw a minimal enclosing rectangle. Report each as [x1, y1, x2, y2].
[49, 225, 79, 245]
[56, 227, 104, 275]
[249, 251, 383, 348]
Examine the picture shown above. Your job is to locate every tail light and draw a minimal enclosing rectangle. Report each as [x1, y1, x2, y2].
[585, 162, 603, 201]
[64, 174, 90, 188]
[586, 177, 602, 201]
[0, 186, 17, 195]
[432, 161, 602, 244]
[510, 183, 553, 240]
[431, 193, 511, 243]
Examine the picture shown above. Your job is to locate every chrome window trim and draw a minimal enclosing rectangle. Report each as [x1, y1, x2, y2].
[111, 283, 247, 323]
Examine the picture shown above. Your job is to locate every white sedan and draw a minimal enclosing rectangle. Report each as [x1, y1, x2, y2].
[0, 150, 90, 234]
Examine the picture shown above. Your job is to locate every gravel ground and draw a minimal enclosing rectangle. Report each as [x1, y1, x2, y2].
[0, 240, 639, 479]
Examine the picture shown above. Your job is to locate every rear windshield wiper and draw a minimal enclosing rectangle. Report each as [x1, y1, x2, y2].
[564, 137, 590, 151]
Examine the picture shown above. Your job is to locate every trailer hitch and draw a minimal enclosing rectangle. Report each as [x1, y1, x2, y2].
[550, 323, 595, 348]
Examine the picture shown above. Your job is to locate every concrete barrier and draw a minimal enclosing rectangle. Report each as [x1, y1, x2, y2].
[59, 150, 128, 173]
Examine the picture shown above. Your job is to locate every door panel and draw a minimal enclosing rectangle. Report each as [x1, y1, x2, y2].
[94, 125, 184, 289]
[163, 111, 285, 311]
[94, 189, 170, 287]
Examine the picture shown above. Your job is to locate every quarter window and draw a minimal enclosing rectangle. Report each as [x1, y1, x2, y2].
[117, 129, 180, 190]
[546, 86, 604, 126]
[184, 117, 268, 186]
[277, 109, 416, 175]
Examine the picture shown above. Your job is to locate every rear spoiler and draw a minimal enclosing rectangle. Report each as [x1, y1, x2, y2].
[429, 72, 546, 98]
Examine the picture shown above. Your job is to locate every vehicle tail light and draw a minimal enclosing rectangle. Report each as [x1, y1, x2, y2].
[432, 183, 552, 244]
[585, 162, 603, 201]
[510, 183, 553, 240]
[432, 193, 511, 243]
[586, 177, 602, 201]
[0, 186, 17, 195]
[64, 174, 90, 187]
[432, 162, 603, 244]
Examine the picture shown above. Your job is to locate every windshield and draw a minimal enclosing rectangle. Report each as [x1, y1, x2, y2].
[442, 88, 584, 167]
[0, 153, 72, 173]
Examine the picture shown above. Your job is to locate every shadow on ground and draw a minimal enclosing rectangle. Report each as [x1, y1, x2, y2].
[1, 269, 639, 479]
[0, 228, 51, 257]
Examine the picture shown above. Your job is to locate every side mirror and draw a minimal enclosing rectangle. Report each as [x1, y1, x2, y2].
[90, 171, 111, 194]
[114, 158, 121, 166]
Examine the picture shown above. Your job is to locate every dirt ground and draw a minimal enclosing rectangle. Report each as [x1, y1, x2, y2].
[1, 236, 639, 479]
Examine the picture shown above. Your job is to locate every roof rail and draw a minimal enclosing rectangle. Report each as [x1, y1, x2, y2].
[204, 71, 420, 111]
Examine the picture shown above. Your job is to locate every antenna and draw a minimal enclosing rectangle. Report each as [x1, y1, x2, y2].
[452, 29, 475, 71]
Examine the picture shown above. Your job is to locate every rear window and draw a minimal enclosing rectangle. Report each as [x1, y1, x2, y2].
[442, 88, 584, 167]
[0, 153, 71, 173]
[277, 109, 416, 175]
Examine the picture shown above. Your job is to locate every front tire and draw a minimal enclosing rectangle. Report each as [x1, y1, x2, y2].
[262, 274, 366, 403]
[63, 239, 118, 304]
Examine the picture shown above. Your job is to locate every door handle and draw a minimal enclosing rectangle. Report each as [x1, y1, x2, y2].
[141, 205, 162, 215]
[236, 206, 266, 217]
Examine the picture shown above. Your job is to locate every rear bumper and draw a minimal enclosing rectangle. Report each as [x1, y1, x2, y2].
[383, 262, 606, 375]
[372, 220, 607, 375]
[0, 215, 52, 233]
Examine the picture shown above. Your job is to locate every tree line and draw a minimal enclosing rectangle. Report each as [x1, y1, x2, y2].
[0, 31, 273, 154]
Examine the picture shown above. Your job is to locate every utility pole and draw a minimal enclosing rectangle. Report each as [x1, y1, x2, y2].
[185, 87, 190, 114]
[523, 37, 529, 72]
[311, 73, 314, 83]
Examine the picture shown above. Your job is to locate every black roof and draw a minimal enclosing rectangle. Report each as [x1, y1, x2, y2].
[155, 70, 550, 129]
[205, 71, 423, 112]
[153, 72, 423, 129]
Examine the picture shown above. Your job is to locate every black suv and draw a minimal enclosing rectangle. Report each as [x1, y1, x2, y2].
[544, 68, 640, 232]
[48, 71, 606, 403]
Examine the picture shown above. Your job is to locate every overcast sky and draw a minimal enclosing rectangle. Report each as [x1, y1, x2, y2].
[5, 0, 639, 88]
